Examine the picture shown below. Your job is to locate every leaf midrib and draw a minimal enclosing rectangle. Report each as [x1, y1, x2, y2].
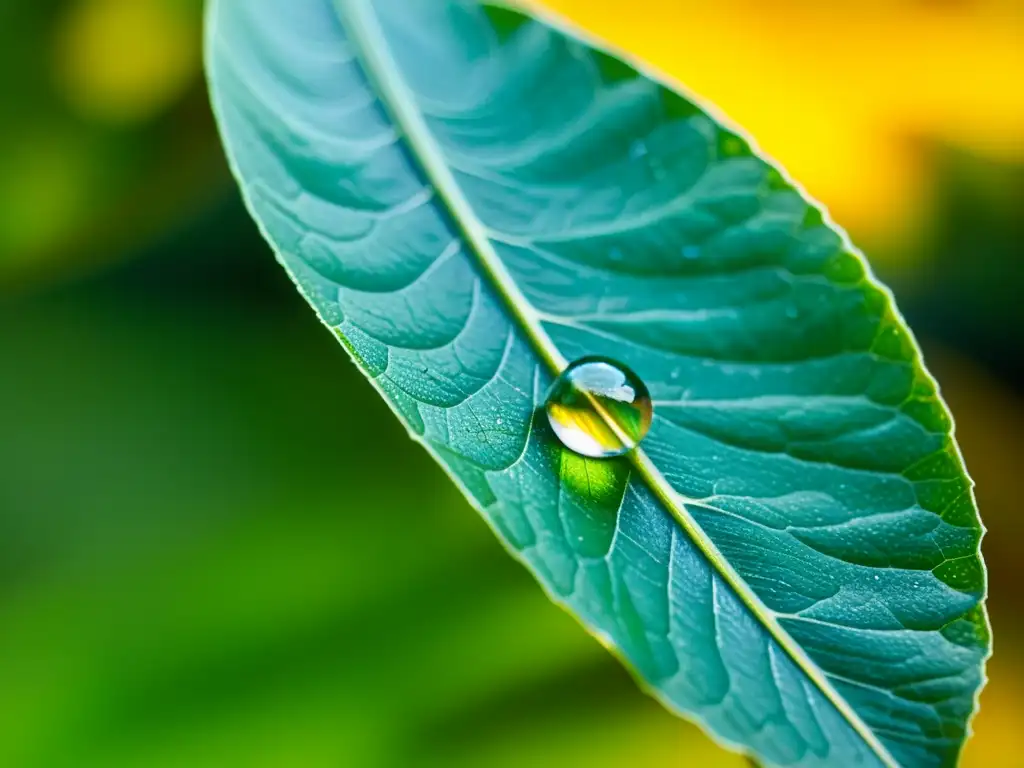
[334, 1, 898, 764]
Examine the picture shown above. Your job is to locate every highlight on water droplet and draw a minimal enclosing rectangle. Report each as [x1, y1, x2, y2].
[544, 356, 653, 459]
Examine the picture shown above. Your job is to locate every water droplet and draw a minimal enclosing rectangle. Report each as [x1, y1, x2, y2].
[609, 247, 624, 262]
[496, 417, 503, 425]
[545, 357, 653, 459]
[629, 140, 648, 159]
[785, 306, 799, 319]
[681, 245, 700, 260]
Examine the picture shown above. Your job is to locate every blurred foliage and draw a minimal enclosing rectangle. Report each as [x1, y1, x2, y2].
[0, 0, 221, 291]
[0, 0, 1022, 765]
[0, 203, 748, 767]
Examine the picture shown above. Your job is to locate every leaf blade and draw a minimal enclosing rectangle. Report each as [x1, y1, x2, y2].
[205, 1, 989, 766]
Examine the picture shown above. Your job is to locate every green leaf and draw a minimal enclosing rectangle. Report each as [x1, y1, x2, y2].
[205, 1, 990, 766]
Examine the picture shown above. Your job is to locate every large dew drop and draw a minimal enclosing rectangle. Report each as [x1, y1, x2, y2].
[544, 357, 653, 459]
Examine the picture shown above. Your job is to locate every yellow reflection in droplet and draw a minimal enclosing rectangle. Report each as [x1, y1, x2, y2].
[545, 357, 653, 459]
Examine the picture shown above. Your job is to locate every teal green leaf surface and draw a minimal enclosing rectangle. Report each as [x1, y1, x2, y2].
[205, 1, 989, 766]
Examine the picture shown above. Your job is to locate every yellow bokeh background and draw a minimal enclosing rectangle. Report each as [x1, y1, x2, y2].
[545, 0, 1024, 241]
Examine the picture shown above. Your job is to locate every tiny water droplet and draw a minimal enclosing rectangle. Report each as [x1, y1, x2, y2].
[785, 306, 799, 319]
[609, 247, 624, 262]
[496, 417, 503, 425]
[669, 368, 681, 380]
[629, 140, 648, 159]
[681, 245, 700, 260]
[545, 356, 653, 459]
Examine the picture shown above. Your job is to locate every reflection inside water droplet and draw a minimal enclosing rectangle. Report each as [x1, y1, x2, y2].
[544, 357, 653, 459]
[629, 140, 648, 159]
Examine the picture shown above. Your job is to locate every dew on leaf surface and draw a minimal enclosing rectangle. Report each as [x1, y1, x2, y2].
[544, 356, 653, 459]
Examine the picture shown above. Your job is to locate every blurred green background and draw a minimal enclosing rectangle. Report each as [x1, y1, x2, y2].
[1, 0, 1021, 765]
